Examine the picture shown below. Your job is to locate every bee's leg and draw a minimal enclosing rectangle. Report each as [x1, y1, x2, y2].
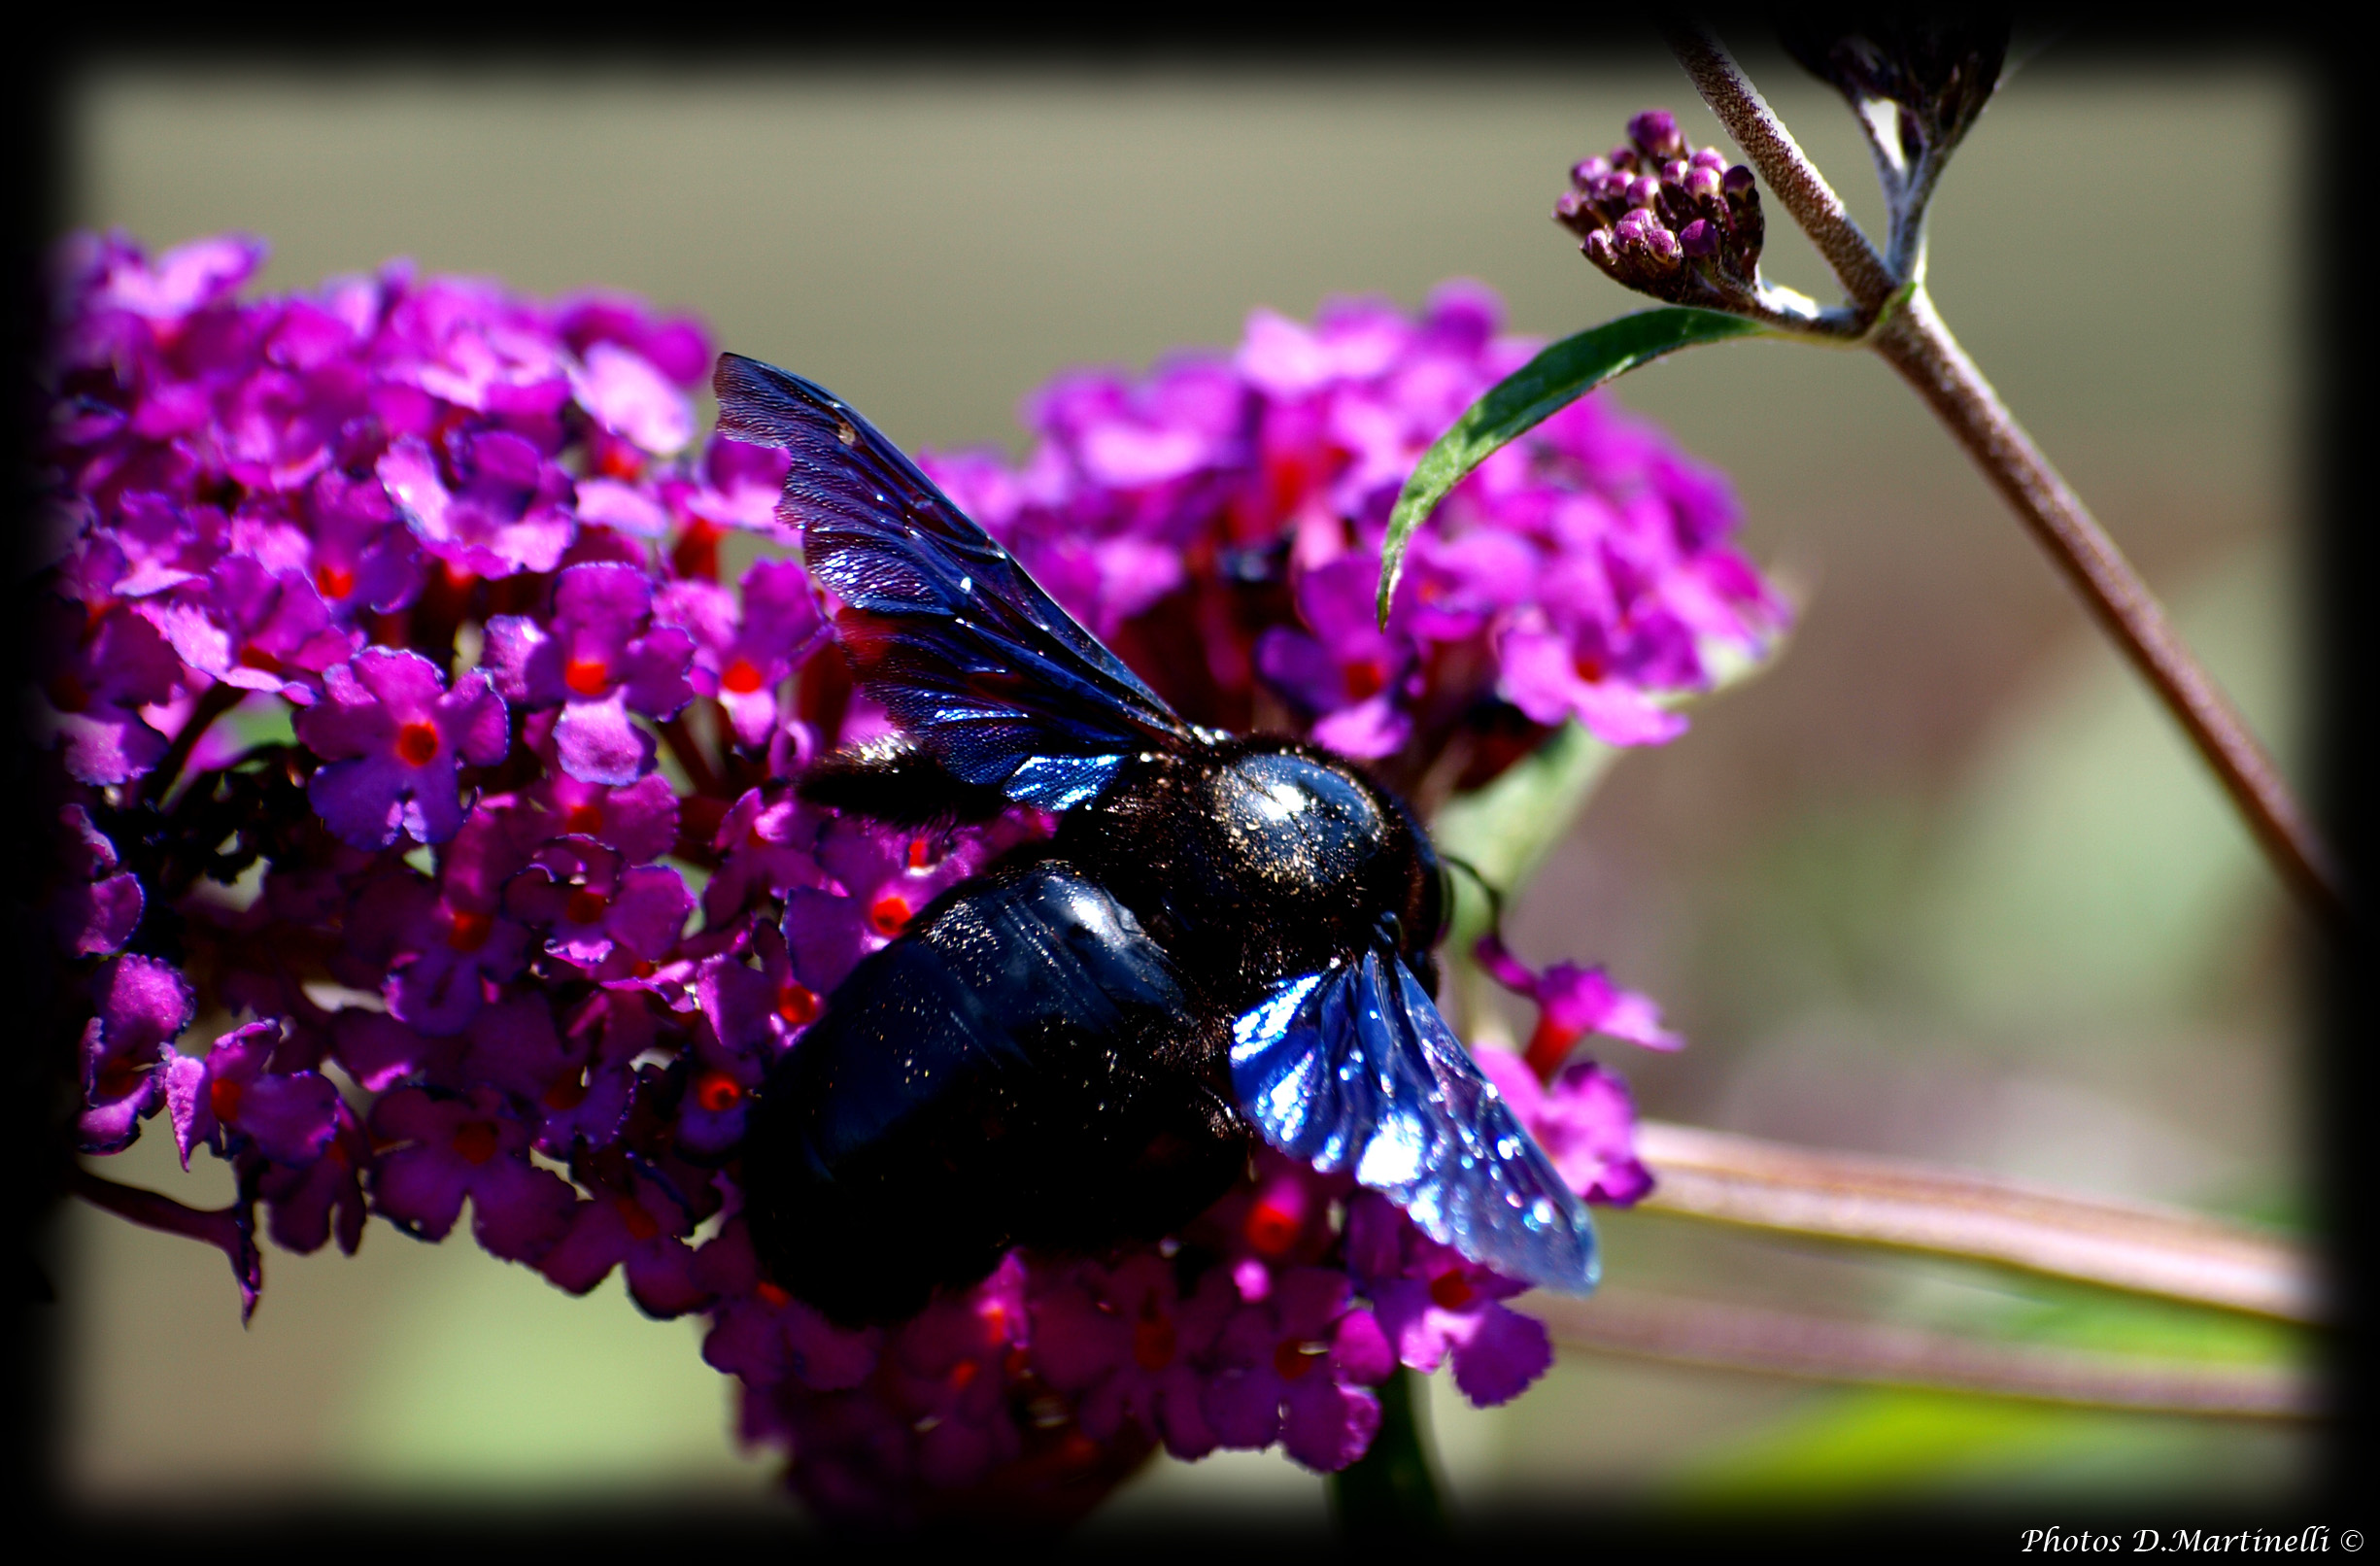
[797, 735, 1011, 827]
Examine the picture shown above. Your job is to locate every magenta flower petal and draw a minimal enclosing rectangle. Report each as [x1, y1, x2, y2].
[554, 692, 654, 786]
[1447, 1302, 1552, 1408]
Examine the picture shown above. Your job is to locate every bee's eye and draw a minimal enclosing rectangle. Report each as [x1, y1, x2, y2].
[1376, 911, 1406, 951]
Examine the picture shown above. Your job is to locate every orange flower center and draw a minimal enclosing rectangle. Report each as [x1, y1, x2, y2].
[693, 1070, 743, 1113]
[562, 801, 604, 835]
[1428, 1270, 1476, 1311]
[721, 657, 766, 695]
[1244, 1200, 1301, 1257]
[395, 721, 441, 767]
[755, 1280, 793, 1309]
[564, 889, 608, 926]
[451, 1119, 500, 1165]
[867, 893, 912, 938]
[563, 657, 610, 698]
[94, 1056, 144, 1100]
[208, 1076, 246, 1124]
[315, 562, 356, 600]
[776, 983, 820, 1026]
[446, 908, 493, 953]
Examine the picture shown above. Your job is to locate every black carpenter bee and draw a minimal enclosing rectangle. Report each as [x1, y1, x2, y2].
[714, 354, 1598, 1327]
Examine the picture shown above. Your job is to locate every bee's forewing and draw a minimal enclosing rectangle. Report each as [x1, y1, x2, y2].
[714, 354, 1196, 811]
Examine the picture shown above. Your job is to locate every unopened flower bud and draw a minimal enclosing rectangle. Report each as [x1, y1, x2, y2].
[1626, 109, 1684, 163]
[1559, 108, 1769, 311]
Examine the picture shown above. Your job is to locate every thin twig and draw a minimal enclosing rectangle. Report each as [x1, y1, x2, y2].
[1532, 1288, 2312, 1421]
[1664, 23, 1896, 311]
[1664, 28, 2342, 928]
[70, 1165, 261, 1319]
[1633, 1121, 2320, 1324]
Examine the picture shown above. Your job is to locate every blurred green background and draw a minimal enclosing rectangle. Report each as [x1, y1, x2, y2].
[52, 43, 2314, 1525]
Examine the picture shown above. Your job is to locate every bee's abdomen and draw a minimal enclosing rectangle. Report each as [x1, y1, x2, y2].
[742, 858, 1244, 1326]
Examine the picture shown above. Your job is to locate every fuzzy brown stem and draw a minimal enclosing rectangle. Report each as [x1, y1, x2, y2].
[1665, 22, 1897, 311]
[1667, 28, 2340, 927]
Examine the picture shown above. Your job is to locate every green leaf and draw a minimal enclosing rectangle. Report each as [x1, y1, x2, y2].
[1377, 307, 1767, 627]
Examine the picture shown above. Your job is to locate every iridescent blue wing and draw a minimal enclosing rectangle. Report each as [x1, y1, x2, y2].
[714, 354, 1198, 810]
[1230, 944, 1599, 1293]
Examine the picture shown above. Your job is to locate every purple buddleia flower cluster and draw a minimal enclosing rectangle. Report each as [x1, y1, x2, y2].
[34, 235, 1772, 1524]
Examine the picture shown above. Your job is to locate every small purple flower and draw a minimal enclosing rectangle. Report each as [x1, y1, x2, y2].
[1472, 1047, 1655, 1207]
[540, 1174, 711, 1318]
[1475, 929, 1683, 1077]
[572, 341, 696, 458]
[296, 647, 509, 850]
[1203, 1266, 1392, 1472]
[1030, 1253, 1235, 1461]
[879, 1254, 1035, 1488]
[655, 559, 828, 748]
[378, 429, 576, 580]
[369, 1084, 577, 1261]
[163, 1020, 342, 1170]
[1496, 617, 1690, 747]
[51, 804, 145, 957]
[1344, 1191, 1553, 1409]
[504, 837, 693, 976]
[79, 953, 195, 1153]
[484, 562, 695, 785]
[33, 598, 182, 786]
[145, 553, 357, 704]
[255, 1104, 370, 1257]
[703, 786, 827, 928]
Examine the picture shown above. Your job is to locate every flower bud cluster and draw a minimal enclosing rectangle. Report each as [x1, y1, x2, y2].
[1554, 109, 1767, 310]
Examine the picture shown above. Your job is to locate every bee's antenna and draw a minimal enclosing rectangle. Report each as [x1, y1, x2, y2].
[1438, 853, 1510, 942]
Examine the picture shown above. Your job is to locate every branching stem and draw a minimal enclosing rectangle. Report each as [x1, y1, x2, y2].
[1666, 26, 2341, 928]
